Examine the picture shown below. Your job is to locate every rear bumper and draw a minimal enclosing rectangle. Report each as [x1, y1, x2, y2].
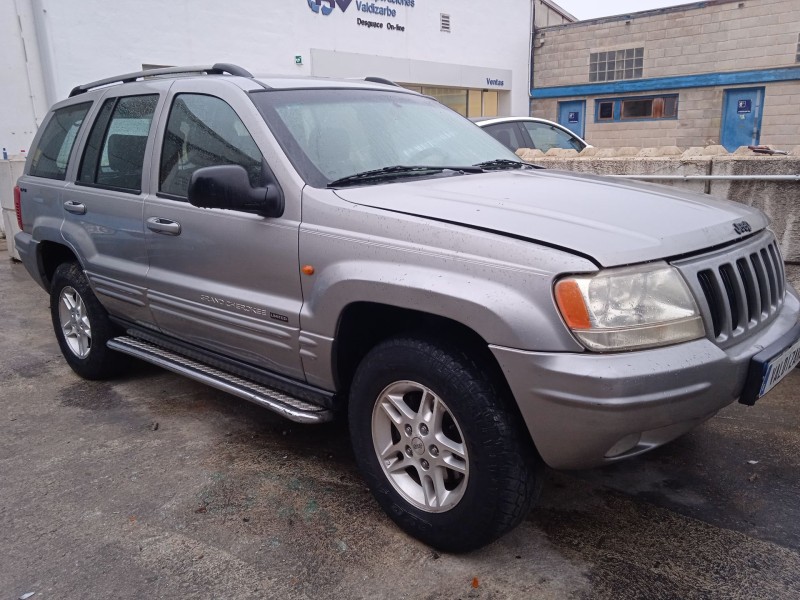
[14, 231, 47, 291]
[491, 285, 800, 470]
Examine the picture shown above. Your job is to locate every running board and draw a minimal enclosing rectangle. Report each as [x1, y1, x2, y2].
[107, 336, 333, 424]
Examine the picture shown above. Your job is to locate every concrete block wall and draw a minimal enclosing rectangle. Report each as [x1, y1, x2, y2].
[531, 0, 800, 149]
[518, 145, 800, 289]
[534, 0, 800, 89]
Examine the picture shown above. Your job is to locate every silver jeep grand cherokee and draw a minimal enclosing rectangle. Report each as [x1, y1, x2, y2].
[14, 64, 800, 552]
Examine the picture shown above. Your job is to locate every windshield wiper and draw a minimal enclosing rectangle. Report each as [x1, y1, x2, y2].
[328, 165, 482, 188]
[473, 159, 542, 171]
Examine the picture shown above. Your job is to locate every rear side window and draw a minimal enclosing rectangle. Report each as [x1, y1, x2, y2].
[159, 94, 264, 198]
[29, 102, 92, 180]
[483, 123, 525, 152]
[77, 94, 159, 193]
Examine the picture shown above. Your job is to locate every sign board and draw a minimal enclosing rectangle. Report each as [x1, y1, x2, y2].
[737, 99, 752, 114]
[568, 111, 579, 123]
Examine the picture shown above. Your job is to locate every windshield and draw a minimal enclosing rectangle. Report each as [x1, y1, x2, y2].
[251, 88, 521, 187]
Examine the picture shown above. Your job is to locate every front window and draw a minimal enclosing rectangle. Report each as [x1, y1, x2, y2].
[251, 89, 518, 188]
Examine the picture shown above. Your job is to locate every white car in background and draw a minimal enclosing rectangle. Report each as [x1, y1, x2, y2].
[473, 116, 590, 154]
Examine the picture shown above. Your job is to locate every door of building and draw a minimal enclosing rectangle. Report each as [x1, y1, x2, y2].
[558, 100, 585, 138]
[721, 87, 764, 152]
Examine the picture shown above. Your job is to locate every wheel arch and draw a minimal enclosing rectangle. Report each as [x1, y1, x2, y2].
[37, 241, 81, 291]
[332, 301, 537, 449]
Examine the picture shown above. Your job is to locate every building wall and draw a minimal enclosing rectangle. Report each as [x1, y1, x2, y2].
[0, 0, 534, 157]
[0, 0, 49, 158]
[533, 0, 574, 29]
[532, 0, 800, 148]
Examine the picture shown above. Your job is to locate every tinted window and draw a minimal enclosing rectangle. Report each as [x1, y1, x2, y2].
[522, 122, 584, 152]
[483, 123, 525, 152]
[77, 94, 158, 192]
[29, 102, 92, 180]
[160, 94, 264, 198]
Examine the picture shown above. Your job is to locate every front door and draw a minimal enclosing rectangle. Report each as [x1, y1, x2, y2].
[721, 87, 764, 152]
[144, 80, 305, 380]
[558, 100, 585, 138]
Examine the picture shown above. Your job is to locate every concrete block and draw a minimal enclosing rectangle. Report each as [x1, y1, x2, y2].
[0, 159, 25, 259]
[638, 146, 684, 157]
[710, 154, 800, 262]
[544, 148, 580, 157]
[517, 148, 545, 162]
[682, 146, 729, 158]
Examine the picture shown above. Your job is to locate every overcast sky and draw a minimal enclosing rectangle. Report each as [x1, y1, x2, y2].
[554, 0, 691, 20]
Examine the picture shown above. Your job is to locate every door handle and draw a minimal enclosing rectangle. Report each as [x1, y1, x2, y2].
[63, 201, 86, 215]
[146, 216, 182, 235]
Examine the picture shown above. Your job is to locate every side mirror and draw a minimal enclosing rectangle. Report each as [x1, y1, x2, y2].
[187, 165, 284, 218]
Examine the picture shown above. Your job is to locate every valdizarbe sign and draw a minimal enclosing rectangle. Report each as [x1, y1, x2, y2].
[307, 0, 414, 18]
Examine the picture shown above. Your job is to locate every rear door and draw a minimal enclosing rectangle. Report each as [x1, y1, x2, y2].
[144, 79, 305, 379]
[19, 100, 94, 269]
[61, 81, 169, 325]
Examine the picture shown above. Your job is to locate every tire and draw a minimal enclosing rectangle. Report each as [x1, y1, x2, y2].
[348, 336, 542, 552]
[50, 262, 123, 380]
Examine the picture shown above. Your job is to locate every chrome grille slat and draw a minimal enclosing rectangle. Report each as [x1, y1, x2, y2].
[672, 231, 786, 349]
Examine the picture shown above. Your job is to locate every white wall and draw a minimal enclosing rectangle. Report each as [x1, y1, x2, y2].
[1, 0, 48, 157]
[24, 0, 532, 116]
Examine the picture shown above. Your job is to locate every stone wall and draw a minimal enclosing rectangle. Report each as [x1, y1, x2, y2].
[518, 145, 800, 289]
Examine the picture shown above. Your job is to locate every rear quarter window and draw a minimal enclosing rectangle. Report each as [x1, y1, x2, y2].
[29, 102, 93, 180]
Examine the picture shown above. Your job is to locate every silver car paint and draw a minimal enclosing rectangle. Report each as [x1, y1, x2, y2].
[494, 286, 800, 469]
[335, 169, 769, 267]
[142, 78, 306, 378]
[59, 80, 172, 326]
[14, 74, 800, 470]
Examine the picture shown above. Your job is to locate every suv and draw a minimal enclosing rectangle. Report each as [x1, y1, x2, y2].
[14, 64, 800, 552]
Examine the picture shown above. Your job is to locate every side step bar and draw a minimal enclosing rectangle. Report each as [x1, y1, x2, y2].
[107, 336, 333, 424]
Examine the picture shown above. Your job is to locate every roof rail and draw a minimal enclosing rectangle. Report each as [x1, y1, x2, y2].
[68, 63, 253, 97]
[364, 76, 401, 87]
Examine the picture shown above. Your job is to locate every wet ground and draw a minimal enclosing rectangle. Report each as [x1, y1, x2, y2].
[2, 241, 799, 599]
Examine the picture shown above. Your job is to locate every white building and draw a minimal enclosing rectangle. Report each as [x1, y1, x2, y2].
[2, 0, 573, 156]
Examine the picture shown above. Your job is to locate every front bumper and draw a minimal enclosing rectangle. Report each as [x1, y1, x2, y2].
[491, 285, 800, 470]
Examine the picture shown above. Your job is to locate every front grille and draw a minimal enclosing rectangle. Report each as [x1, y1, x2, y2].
[673, 231, 785, 347]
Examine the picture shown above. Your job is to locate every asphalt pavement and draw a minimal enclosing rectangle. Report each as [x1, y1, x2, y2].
[1, 239, 799, 600]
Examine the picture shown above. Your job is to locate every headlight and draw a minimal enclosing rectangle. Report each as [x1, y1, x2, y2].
[554, 262, 705, 352]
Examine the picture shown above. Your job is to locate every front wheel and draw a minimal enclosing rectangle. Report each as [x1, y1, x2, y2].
[349, 336, 541, 552]
[50, 262, 123, 380]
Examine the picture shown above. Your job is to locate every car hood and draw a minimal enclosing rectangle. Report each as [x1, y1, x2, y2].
[333, 169, 768, 267]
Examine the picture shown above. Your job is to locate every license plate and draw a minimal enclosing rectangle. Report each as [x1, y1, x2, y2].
[758, 336, 800, 398]
[739, 323, 800, 406]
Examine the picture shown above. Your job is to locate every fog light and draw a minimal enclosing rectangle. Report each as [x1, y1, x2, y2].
[605, 433, 642, 458]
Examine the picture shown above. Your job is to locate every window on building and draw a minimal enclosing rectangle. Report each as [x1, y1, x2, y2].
[77, 94, 158, 193]
[29, 102, 92, 180]
[594, 95, 678, 122]
[440, 14, 451, 33]
[589, 47, 644, 82]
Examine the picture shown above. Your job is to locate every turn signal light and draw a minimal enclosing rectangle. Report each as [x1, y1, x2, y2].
[554, 279, 591, 329]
